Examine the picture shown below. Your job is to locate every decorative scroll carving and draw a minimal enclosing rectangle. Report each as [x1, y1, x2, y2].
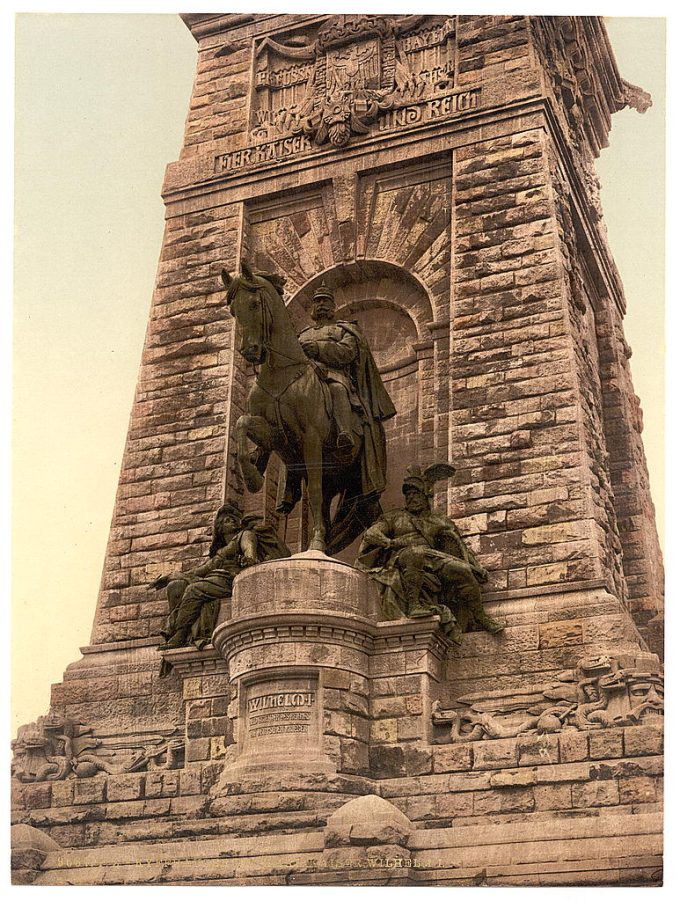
[251, 14, 457, 147]
[432, 653, 663, 743]
[11, 710, 185, 782]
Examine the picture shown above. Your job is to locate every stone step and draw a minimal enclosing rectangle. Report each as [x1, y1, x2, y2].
[34, 810, 663, 886]
[36, 810, 331, 852]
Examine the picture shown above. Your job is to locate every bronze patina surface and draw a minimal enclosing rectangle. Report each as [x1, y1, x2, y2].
[223, 263, 395, 554]
[357, 463, 503, 643]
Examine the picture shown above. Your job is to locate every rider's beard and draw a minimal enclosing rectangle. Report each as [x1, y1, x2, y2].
[312, 304, 334, 322]
[405, 493, 430, 515]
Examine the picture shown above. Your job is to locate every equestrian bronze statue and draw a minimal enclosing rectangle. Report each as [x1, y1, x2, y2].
[221, 263, 396, 554]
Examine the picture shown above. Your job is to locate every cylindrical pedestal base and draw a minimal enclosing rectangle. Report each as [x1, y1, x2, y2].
[213, 552, 380, 780]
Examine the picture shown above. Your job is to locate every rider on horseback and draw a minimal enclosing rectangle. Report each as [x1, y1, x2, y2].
[223, 263, 396, 552]
[296, 280, 396, 491]
[298, 282, 365, 453]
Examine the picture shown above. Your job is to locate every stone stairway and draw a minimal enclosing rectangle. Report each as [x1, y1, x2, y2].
[29, 810, 662, 886]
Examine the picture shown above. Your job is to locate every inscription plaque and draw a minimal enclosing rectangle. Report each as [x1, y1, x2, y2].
[240, 674, 321, 761]
[247, 689, 316, 737]
[215, 89, 481, 175]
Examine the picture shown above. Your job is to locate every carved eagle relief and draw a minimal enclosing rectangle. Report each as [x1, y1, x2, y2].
[251, 14, 457, 147]
[326, 40, 381, 96]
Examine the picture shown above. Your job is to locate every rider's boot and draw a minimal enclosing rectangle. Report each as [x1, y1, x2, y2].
[329, 384, 354, 452]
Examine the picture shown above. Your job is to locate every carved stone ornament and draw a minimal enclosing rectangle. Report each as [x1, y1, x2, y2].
[252, 14, 456, 147]
[621, 78, 653, 114]
[432, 653, 663, 742]
[11, 710, 185, 782]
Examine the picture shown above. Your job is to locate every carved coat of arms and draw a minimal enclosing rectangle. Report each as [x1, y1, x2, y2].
[253, 14, 456, 147]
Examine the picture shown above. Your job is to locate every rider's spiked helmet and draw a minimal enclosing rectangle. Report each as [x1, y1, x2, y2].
[312, 281, 336, 305]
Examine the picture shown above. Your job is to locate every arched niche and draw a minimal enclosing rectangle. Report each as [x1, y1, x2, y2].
[335, 299, 417, 372]
[287, 259, 435, 339]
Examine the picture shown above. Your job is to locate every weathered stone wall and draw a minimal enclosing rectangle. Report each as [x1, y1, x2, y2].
[180, 22, 253, 158]
[12, 722, 662, 856]
[90, 205, 241, 646]
[383, 723, 662, 829]
[598, 309, 664, 644]
[450, 128, 593, 595]
[530, 15, 663, 651]
[13, 13, 663, 887]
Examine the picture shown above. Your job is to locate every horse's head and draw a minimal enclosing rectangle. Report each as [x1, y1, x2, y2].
[221, 262, 272, 365]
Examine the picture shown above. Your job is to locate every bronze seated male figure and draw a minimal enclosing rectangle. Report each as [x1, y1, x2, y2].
[357, 463, 504, 644]
[152, 503, 290, 651]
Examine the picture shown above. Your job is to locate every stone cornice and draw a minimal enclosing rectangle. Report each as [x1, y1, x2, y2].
[213, 610, 452, 664]
[159, 644, 227, 677]
[162, 99, 546, 208]
[181, 13, 327, 46]
[484, 577, 608, 604]
[213, 611, 378, 661]
[373, 618, 452, 660]
[180, 14, 264, 41]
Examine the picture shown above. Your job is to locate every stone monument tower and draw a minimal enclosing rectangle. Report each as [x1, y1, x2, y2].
[12, 14, 663, 886]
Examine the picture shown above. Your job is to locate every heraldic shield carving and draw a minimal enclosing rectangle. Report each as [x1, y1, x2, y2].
[252, 14, 457, 147]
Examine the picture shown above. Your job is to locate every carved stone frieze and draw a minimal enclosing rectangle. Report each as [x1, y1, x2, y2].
[432, 652, 663, 742]
[11, 710, 185, 782]
[251, 14, 457, 147]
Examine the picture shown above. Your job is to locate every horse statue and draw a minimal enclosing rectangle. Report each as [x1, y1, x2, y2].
[221, 262, 396, 554]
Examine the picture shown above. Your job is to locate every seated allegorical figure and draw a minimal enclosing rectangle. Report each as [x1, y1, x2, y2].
[356, 463, 504, 645]
[151, 503, 290, 651]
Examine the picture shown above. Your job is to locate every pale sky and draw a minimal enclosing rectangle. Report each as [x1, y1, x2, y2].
[11, 11, 665, 732]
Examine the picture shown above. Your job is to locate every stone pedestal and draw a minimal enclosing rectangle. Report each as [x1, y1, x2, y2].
[204, 551, 453, 788]
[212, 551, 377, 778]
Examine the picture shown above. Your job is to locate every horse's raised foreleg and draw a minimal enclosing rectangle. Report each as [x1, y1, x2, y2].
[234, 414, 272, 493]
[303, 430, 326, 553]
